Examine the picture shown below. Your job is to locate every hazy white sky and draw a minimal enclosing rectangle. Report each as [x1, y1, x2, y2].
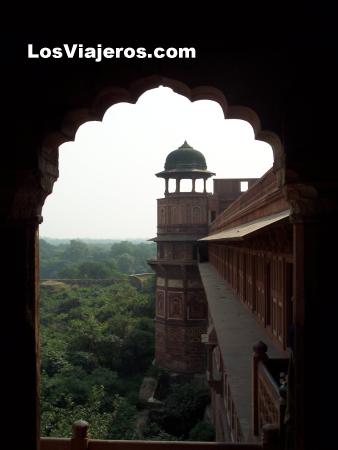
[40, 87, 273, 239]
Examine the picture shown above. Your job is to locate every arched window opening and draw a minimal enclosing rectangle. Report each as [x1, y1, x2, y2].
[39, 85, 276, 443]
[195, 179, 204, 192]
[168, 178, 176, 193]
[180, 179, 192, 192]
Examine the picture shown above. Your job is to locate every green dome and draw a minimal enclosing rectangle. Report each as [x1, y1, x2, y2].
[164, 141, 207, 171]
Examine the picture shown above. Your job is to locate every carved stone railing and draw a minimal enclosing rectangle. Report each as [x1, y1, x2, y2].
[252, 342, 288, 438]
[41, 420, 280, 450]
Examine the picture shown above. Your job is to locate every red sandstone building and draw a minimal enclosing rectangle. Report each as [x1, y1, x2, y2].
[151, 142, 296, 445]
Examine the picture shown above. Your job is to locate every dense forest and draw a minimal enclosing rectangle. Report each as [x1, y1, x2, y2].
[40, 239, 214, 441]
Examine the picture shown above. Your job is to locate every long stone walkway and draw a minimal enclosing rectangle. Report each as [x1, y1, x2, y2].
[198, 262, 285, 441]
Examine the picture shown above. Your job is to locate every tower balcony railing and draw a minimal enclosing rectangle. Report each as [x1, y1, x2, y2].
[41, 420, 280, 450]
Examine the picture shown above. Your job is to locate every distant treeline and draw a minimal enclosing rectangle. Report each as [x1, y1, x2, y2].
[40, 239, 156, 279]
[41, 238, 149, 245]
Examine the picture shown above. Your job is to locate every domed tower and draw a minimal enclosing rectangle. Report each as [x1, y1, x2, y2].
[149, 141, 215, 373]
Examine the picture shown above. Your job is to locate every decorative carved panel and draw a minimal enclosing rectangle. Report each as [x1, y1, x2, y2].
[156, 277, 165, 286]
[167, 279, 184, 288]
[156, 289, 165, 318]
[172, 243, 186, 260]
[180, 205, 186, 224]
[159, 207, 166, 225]
[185, 326, 206, 343]
[258, 371, 279, 428]
[168, 291, 184, 319]
[172, 206, 179, 224]
[192, 206, 201, 224]
[187, 291, 207, 320]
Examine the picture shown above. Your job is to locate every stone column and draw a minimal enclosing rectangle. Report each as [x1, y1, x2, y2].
[286, 182, 331, 450]
[0, 150, 58, 450]
[165, 178, 169, 195]
[292, 219, 321, 450]
[71, 420, 89, 450]
[2, 216, 41, 449]
[192, 178, 196, 192]
[175, 178, 180, 193]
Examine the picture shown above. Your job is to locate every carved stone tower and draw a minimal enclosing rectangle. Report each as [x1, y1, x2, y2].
[149, 141, 215, 373]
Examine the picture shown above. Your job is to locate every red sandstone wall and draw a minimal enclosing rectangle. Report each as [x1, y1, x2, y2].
[155, 321, 206, 373]
[154, 282, 207, 373]
[210, 170, 289, 233]
[157, 194, 210, 235]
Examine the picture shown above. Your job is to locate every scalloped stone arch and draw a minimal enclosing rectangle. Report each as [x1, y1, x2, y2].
[41, 75, 285, 199]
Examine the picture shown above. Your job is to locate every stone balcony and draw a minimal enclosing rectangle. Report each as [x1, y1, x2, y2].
[198, 263, 287, 442]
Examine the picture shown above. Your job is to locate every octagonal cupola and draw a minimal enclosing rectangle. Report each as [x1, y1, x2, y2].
[156, 141, 215, 195]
